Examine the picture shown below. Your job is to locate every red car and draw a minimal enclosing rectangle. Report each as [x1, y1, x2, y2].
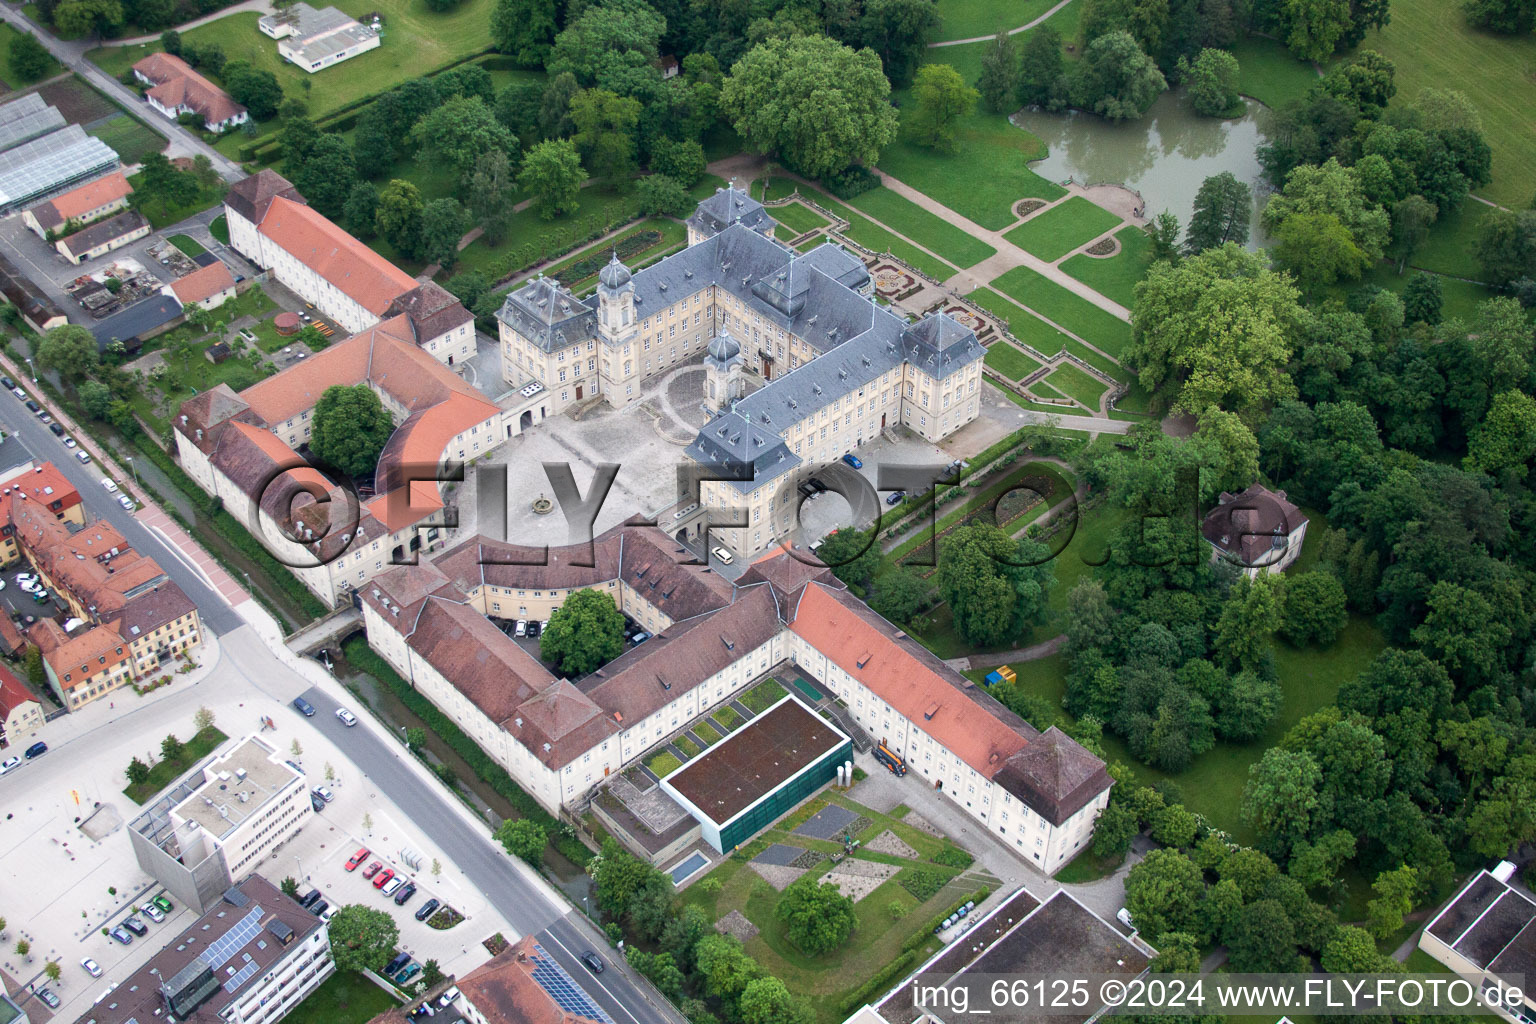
[345, 848, 369, 872]
[373, 868, 394, 890]
[362, 861, 382, 879]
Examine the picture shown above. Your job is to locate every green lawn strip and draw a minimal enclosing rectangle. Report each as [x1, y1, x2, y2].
[769, 200, 831, 236]
[675, 736, 701, 758]
[284, 971, 401, 1024]
[1111, 380, 1155, 416]
[209, 215, 230, 244]
[85, 113, 165, 165]
[1030, 379, 1072, 403]
[991, 382, 1093, 417]
[1059, 225, 1152, 308]
[89, 0, 497, 123]
[1044, 362, 1109, 408]
[1004, 197, 1124, 263]
[795, 233, 832, 252]
[879, 44, 1065, 232]
[1229, 33, 1321, 108]
[990, 264, 1132, 359]
[847, 187, 997, 269]
[739, 677, 787, 713]
[0, 23, 60, 88]
[1367, 0, 1536, 208]
[1059, 337, 1126, 380]
[693, 721, 722, 745]
[539, 219, 685, 290]
[1053, 849, 1126, 883]
[983, 340, 1042, 380]
[123, 726, 228, 803]
[889, 461, 1071, 564]
[934, 0, 1057, 42]
[167, 233, 207, 258]
[713, 706, 742, 731]
[963, 286, 1077, 359]
[839, 210, 958, 282]
[646, 751, 681, 777]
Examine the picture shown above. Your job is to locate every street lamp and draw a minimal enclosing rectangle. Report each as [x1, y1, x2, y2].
[294, 854, 304, 882]
[25, 357, 36, 383]
[126, 456, 139, 484]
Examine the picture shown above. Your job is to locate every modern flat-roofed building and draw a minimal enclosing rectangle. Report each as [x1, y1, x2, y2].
[1419, 865, 1536, 1024]
[259, 4, 380, 73]
[71, 874, 333, 1024]
[127, 736, 312, 911]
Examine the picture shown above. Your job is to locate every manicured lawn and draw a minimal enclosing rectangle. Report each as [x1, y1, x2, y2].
[89, 0, 498, 125]
[1352, 261, 1499, 324]
[1044, 362, 1108, 408]
[1060, 226, 1152, 308]
[647, 751, 681, 777]
[167, 233, 206, 258]
[770, 200, 831, 236]
[1030, 379, 1070, 402]
[989, 265, 1134, 358]
[739, 677, 787, 713]
[836, 205, 958, 282]
[209, 215, 230, 244]
[933, 0, 1058, 42]
[0, 23, 61, 88]
[1366, 0, 1536, 208]
[1004, 196, 1124, 262]
[1060, 335, 1125, 379]
[879, 42, 1066, 231]
[847, 187, 997, 269]
[714, 706, 742, 731]
[1402, 200, 1490, 282]
[86, 113, 165, 165]
[693, 721, 722, 745]
[991, 381, 1093, 417]
[123, 726, 228, 803]
[983, 340, 1042, 380]
[1229, 33, 1320, 109]
[285, 971, 400, 1024]
[964, 286, 1075, 358]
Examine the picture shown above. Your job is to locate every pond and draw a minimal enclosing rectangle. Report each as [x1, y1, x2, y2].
[1013, 91, 1273, 246]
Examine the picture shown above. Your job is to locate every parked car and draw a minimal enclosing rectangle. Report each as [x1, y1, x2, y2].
[580, 951, 605, 974]
[885, 490, 906, 505]
[292, 696, 316, 716]
[381, 876, 404, 897]
[384, 953, 411, 976]
[101, 477, 118, 493]
[346, 848, 370, 871]
[313, 785, 334, 803]
[310, 791, 325, 812]
[526, 620, 541, 638]
[63, 437, 76, 448]
[9, 387, 24, 399]
[373, 868, 395, 889]
[320, 905, 336, 923]
[24, 741, 46, 759]
[631, 631, 650, 644]
[109, 927, 132, 945]
[37, 989, 60, 1009]
[32, 589, 50, 603]
[38, 413, 51, 424]
[395, 963, 422, 985]
[141, 902, 165, 923]
[362, 861, 382, 879]
[842, 453, 863, 469]
[0, 756, 21, 776]
[393, 882, 417, 906]
[117, 495, 135, 511]
[75, 451, 91, 464]
[414, 898, 440, 922]
[80, 958, 102, 978]
[1, 376, 13, 389]
[24, 400, 38, 412]
[514, 619, 527, 637]
[309, 900, 329, 917]
[48, 422, 63, 436]
[122, 917, 147, 936]
[299, 889, 322, 909]
[335, 707, 358, 726]
[711, 547, 733, 564]
[1116, 908, 1134, 929]
[152, 895, 173, 913]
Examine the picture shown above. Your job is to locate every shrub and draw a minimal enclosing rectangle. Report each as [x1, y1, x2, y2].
[931, 847, 973, 869]
[822, 164, 880, 199]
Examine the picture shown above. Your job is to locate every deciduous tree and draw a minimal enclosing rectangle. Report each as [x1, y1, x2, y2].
[490, 0, 558, 64]
[36, 324, 99, 381]
[1180, 47, 1239, 116]
[310, 384, 394, 477]
[906, 63, 977, 152]
[494, 818, 547, 864]
[518, 139, 585, 220]
[977, 32, 1019, 113]
[775, 878, 855, 954]
[540, 588, 625, 675]
[327, 905, 399, 973]
[411, 96, 516, 180]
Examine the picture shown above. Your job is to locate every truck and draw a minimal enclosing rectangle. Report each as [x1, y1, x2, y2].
[982, 667, 1017, 688]
[875, 743, 907, 777]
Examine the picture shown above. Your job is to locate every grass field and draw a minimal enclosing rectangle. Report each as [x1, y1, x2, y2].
[1060, 226, 1152, 308]
[209, 215, 229, 243]
[1364, 0, 1536, 208]
[285, 972, 400, 1024]
[1229, 33, 1320, 108]
[1004, 196, 1124, 262]
[1352, 262, 1499, 324]
[167, 233, 206, 257]
[989, 265, 1134, 358]
[1030, 379, 1071, 402]
[129, 170, 224, 228]
[770, 200, 831, 236]
[1403, 200, 1490, 281]
[983, 340, 1043, 380]
[992, 381, 1093, 416]
[964, 286, 1074, 357]
[89, 0, 497, 125]
[0, 23, 61, 89]
[85, 112, 165, 165]
[123, 726, 227, 803]
[128, 289, 280, 431]
[933, 0, 1059, 42]
[879, 41, 1066, 231]
[847, 186, 997, 268]
[1044, 362, 1108, 408]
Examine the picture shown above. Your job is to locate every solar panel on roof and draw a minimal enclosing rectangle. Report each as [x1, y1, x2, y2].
[223, 961, 259, 993]
[529, 944, 613, 1023]
[199, 905, 263, 971]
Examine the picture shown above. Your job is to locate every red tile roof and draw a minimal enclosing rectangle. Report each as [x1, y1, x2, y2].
[258, 197, 417, 315]
[0, 663, 39, 717]
[133, 52, 246, 126]
[170, 262, 236, 305]
[457, 937, 608, 1024]
[26, 172, 132, 231]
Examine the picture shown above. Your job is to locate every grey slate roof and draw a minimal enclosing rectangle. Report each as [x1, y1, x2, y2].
[91, 294, 183, 349]
[495, 275, 597, 353]
[685, 183, 773, 240]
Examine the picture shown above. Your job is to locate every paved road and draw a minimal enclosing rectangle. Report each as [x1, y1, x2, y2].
[0, 381, 245, 634]
[0, 6, 245, 182]
[292, 681, 680, 1024]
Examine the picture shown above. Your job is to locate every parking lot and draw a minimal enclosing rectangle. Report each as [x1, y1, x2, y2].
[0, 555, 67, 624]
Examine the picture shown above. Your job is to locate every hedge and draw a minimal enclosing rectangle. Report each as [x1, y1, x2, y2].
[910, 885, 993, 953]
[340, 636, 594, 867]
[839, 947, 925, 1015]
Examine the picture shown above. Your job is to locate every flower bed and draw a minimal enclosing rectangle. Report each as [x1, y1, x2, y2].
[872, 262, 916, 298]
[555, 230, 662, 288]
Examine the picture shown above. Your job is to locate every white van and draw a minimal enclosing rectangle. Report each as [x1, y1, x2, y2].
[711, 547, 734, 564]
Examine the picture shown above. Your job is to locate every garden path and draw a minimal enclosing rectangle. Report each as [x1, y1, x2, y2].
[113, 0, 275, 44]
[929, 0, 1078, 47]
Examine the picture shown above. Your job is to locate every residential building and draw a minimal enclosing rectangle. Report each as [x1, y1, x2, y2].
[222, 171, 471, 353]
[360, 524, 1112, 874]
[174, 314, 503, 606]
[0, 462, 201, 710]
[1419, 864, 1536, 1024]
[0, 664, 44, 750]
[0, 124, 119, 215]
[1201, 483, 1309, 577]
[0, 250, 66, 330]
[71, 874, 333, 1024]
[167, 261, 239, 310]
[127, 738, 313, 912]
[55, 209, 151, 265]
[22, 171, 133, 240]
[495, 184, 984, 560]
[258, 4, 381, 73]
[132, 53, 249, 132]
[453, 936, 612, 1024]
